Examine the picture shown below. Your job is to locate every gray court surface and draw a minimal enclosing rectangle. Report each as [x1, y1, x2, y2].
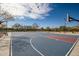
[10, 32, 79, 56]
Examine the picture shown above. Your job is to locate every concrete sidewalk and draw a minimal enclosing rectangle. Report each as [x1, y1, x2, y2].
[0, 32, 11, 56]
[70, 39, 79, 56]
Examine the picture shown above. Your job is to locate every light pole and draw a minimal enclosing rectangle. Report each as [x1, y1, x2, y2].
[64, 13, 68, 33]
[5, 20, 8, 36]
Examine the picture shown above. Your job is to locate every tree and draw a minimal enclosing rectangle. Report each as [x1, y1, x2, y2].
[0, 9, 13, 20]
[40, 27, 44, 30]
[59, 26, 66, 31]
[46, 26, 51, 31]
[32, 23, 39, 29]
[12, 23, 22, 29]
[0, 5, 14, 33]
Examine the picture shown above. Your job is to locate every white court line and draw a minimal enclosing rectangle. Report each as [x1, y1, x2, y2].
[30, 39, 44, 56]
[11, 36, 12, 56]
[9, 32, 12, 56]
[65, 39, 79, 56]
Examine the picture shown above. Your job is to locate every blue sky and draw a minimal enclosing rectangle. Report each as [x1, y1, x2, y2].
[2, 3, 79, 28]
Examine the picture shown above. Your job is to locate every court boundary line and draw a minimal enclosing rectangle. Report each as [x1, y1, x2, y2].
[65, 38, 79, 56]
[9, 32, 12, 56]
[30, 38, 44, 56]
[11, 34, 12, 56]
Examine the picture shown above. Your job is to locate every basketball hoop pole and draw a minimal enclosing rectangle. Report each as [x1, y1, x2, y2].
[66, 13, 79, 33]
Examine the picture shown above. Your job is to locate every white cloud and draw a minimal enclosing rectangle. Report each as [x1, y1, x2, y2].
[0, 3, 52, 20]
